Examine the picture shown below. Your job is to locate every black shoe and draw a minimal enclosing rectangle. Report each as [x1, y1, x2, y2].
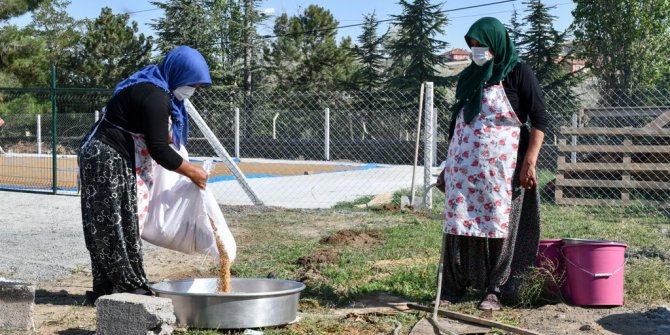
[477, 292, 502, 311]
[118, 287, 154, 296]
[82, 290, 104, 306]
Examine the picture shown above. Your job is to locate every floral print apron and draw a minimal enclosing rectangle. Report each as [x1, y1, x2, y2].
[130, 132, 156, 234]
[443, 83, 521, 238]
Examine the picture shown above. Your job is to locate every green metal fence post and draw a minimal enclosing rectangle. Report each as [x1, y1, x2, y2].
[51, 65, 57, 194]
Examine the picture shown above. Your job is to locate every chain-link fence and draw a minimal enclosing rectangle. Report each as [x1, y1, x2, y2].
[0, 88, 109, 193]
[1, 84, 670, 220]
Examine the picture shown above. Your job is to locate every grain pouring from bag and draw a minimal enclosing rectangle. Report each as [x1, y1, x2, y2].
[209, 218, 232, 293]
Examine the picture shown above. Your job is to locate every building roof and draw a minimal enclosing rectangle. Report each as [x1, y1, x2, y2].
[443, 48, 471, 56]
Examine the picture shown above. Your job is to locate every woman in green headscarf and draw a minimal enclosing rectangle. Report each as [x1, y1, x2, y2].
[436, 17, 548, 310]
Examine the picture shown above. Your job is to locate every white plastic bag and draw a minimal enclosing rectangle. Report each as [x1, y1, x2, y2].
[141, 148, 236, 263]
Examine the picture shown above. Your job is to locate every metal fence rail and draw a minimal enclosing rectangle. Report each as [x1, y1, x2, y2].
[1, 84, 670, 216]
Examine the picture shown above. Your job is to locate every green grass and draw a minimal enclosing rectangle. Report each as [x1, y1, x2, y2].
[180, 197, 670, 334]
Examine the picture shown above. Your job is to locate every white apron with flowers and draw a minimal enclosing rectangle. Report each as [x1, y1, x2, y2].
[443, 83, 521, 238]
[129, 132, 157, 235]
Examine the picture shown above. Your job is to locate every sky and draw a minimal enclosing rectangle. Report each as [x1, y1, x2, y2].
[10, 0, 575, 51]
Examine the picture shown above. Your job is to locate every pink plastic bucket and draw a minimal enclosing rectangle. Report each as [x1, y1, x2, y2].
[536, 239, 569, 298]
[562, 242, 627, 306]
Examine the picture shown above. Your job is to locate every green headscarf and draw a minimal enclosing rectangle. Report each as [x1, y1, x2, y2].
[453, 17, 519, 124]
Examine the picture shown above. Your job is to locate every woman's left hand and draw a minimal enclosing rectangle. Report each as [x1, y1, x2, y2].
[519, 160, 537, 190]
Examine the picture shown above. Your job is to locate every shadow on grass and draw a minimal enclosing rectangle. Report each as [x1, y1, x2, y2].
[301, 282, 344, 306]
[597, 307, 670, 335]
[56, 329, 95, 335]
[35, 289, 85, 306]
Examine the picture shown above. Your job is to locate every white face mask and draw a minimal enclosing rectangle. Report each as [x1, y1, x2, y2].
[471, 47, 493, 66]
[173, 86, 196, 101]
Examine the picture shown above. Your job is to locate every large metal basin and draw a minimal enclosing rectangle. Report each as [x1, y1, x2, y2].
[150, 278, 305, 329]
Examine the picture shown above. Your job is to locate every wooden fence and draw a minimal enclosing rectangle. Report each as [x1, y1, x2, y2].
[555, 106, 670, 206]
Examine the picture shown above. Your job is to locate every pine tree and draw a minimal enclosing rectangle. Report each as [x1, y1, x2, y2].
[71, 7, 153, 88]
[506, 6, 525, 54]
[150, 0, 217, 67]
[29, 0, 81, 67]
[387, 0, 448, 90]
[520, 0, 581, 137]
[0, 25, 43, 86]
[3, 0, 82, 86]
[210, 0, 245, 86]
[353, 12, 385, 91]
[0, 0, 44, 21]
[264, 5, 351, 91]
[331, 36, 360, 91]
[520, 0, 579, 90]
[263, 12, 301, 90]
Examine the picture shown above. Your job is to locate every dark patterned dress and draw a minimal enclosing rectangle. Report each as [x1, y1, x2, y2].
[78, 138, 150, 294]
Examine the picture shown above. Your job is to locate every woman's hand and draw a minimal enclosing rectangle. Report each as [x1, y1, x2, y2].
[175, 160, 208, 189]
[519, 160, 537, 190]
[188, 166, 208, 189]
[520, 128, 544, 190]
[436, 168, 446, 193]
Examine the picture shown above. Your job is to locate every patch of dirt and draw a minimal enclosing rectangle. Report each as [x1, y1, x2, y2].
[296, 267, 327, 286]
[297, 249, 340, 268]
[219, 205, 283, 217]
[6, 247, 215, 335]
[371, 258, 431, 271]
[512, 303, 670, 335]
[320, 229, 383, 248]
[296, 249, 340, 285]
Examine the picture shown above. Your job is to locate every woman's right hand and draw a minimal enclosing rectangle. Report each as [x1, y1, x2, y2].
[188, 165, 208, 189]
[175, 160, 208, 189]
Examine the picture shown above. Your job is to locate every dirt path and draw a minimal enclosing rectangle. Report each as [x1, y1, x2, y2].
[16, 242, 670, 335]
[0, 248, 212, 335]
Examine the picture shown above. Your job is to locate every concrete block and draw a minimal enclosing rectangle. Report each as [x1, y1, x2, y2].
[0, 279, 35, 331]
[96, 293, 176, 335]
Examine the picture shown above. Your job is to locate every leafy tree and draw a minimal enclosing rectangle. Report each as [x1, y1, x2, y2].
[387, 0, 449, 90]
[572, 0, 670, 94]
[71, 7, 153, 88]
[0, 0, 45, 21]
[353, 12, 386, 91]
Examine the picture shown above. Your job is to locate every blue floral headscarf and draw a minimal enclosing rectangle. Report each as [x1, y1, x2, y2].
[113, 46, 212, 148]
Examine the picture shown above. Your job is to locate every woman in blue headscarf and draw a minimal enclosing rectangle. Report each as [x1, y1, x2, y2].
[78, 46, 212, 305]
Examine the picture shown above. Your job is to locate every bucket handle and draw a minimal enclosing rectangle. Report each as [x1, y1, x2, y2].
[560, 247, 628, 278]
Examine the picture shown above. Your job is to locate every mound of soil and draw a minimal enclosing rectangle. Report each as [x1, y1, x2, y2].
[297, 249, 340, 267]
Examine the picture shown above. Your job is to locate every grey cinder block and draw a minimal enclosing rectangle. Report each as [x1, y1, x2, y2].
[0, 279, 35, 331]
[96, 293, 176, 335]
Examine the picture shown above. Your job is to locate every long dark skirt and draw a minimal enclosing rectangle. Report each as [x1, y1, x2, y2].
[440, 126, 541, 301]
[78, 138, 150, 294]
